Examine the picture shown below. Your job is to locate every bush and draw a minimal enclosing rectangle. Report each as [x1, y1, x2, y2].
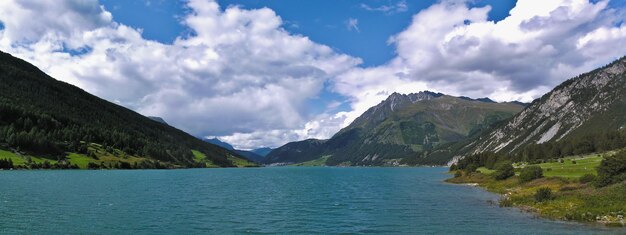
[595, 151, 626, 187]
[572, 160, 577, 164]
[454, 171, 462, 178]
[519, 165, 543, 182]
[579, 174, 596, 184]
[493, 161, 515, 180]
[466, 163, 479, 173]
[449, 163, 458, 171]
[534, 187, 554, 202]
[546, 168, 552, 171]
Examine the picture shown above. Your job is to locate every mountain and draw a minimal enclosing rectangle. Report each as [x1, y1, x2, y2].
[233, 150, 264, 163]
[147, 116, 168, 125]
[251, 147, 273, 157]
[205, 138, 235, 150]
[203, 138, 269, 163]
[265, 92, 525, 166]
[451, 56, 626, 162]
[0, 51, 253, 168]
[265, 139, 327, 164]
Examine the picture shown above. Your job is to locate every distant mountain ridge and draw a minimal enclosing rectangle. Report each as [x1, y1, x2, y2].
[204, 138, 271, 163]
[265, 92, 525, 166]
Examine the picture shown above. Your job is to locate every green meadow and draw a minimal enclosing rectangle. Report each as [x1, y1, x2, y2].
[293, 155, 331, 166]
[448, 150, 625, 226]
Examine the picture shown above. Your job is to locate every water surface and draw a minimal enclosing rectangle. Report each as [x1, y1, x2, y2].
[0, 167, 623, 234]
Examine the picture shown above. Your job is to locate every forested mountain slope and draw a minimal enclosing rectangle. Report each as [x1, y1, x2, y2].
[0, 51, 252, 168]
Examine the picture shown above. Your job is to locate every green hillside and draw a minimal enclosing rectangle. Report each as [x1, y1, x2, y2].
[0, 51, 254, 169]
[452, 56, 626, 162]
[266, 92, 524, 166]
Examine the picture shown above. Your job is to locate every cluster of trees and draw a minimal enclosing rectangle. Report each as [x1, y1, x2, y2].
[514, 129, 626, 162]
[0, 51, 239, 167]
[6, 160, 80, 170]
[492, 161, 515, 180]
[0, 158, 14, 169]
[595, 150, 626, 187]
[519, 166, 543, 182]
[451, 152, 508, 172]
[86, 160, 174, 170]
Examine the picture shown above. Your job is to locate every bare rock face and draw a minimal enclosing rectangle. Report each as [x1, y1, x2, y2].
[452, 57, 626, 163]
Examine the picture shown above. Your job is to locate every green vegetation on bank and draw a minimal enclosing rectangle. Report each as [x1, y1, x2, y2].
[448, 150, 626, 226]
[0, 143, 180, 169]
[293, 155, 331, 166]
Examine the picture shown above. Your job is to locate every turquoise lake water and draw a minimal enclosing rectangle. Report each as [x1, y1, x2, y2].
[0, 167, 623, 234]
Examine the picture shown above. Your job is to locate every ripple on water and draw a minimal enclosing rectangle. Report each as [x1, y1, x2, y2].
[0, 168, 624, 234]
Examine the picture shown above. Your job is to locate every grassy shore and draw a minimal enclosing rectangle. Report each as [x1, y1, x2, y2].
[447, 152, 625, 226]
[1, 143, 257, 169]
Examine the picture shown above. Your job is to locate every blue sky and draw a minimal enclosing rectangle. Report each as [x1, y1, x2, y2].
[2, 0, 626, 149]
[101, 0, 517, 67]
[98, 0, 518, 118]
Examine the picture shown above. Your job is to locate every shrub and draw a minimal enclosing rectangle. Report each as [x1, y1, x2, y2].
[454, 171, 462, 178]
[534, 187, 554, 202]
[493, 161, 515, 180]
[546, 168, 552, 171]
[572, 160, 577, 164]
[449, 163, 458, 171]
[595, 151, 626, 187]
[519, 166, 543, 182]
[579, 174, 596, 184]
[466, 163, 479, 173]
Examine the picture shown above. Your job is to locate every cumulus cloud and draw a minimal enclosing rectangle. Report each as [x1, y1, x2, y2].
[360, 0, 408, 14]
[0, 0, 361, 149]
[1, 0, 626, 149]
[329, 0, 626, 130]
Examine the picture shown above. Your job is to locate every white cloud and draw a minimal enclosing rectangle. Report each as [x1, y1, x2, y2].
[1, 0, 626, 150]
[328, 0, 626, 130]
[345, 18, 360, 32]
[0, 0, 361, 149]
[360, 0, 408, 14]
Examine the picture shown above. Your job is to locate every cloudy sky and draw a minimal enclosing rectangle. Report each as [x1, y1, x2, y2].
[1, 0, 626, 150]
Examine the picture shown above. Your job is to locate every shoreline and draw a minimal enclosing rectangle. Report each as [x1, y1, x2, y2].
[446, 172, 626, 227]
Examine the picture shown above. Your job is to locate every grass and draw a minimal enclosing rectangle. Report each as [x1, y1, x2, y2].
[447, 150, 626, 226]
[229, 155, 257, 167]
[514, 153, 604, 179]
[0, 149, 58, 166]
[293, 155, 330, 166]
[447, 172, 626, 225]
[65, 153, 92, 169]
[477, 167, 495, 175]
[192, 149, 255, 168]
[191, 150, 218, 168]
[81, 143, 151, 167]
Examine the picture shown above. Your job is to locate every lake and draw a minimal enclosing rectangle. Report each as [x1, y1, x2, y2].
[0, 167, 623, 234]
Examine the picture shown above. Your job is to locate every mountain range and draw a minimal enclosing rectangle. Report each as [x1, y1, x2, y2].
[266, 56, 626, 166]
[265, 92, 525, 166]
